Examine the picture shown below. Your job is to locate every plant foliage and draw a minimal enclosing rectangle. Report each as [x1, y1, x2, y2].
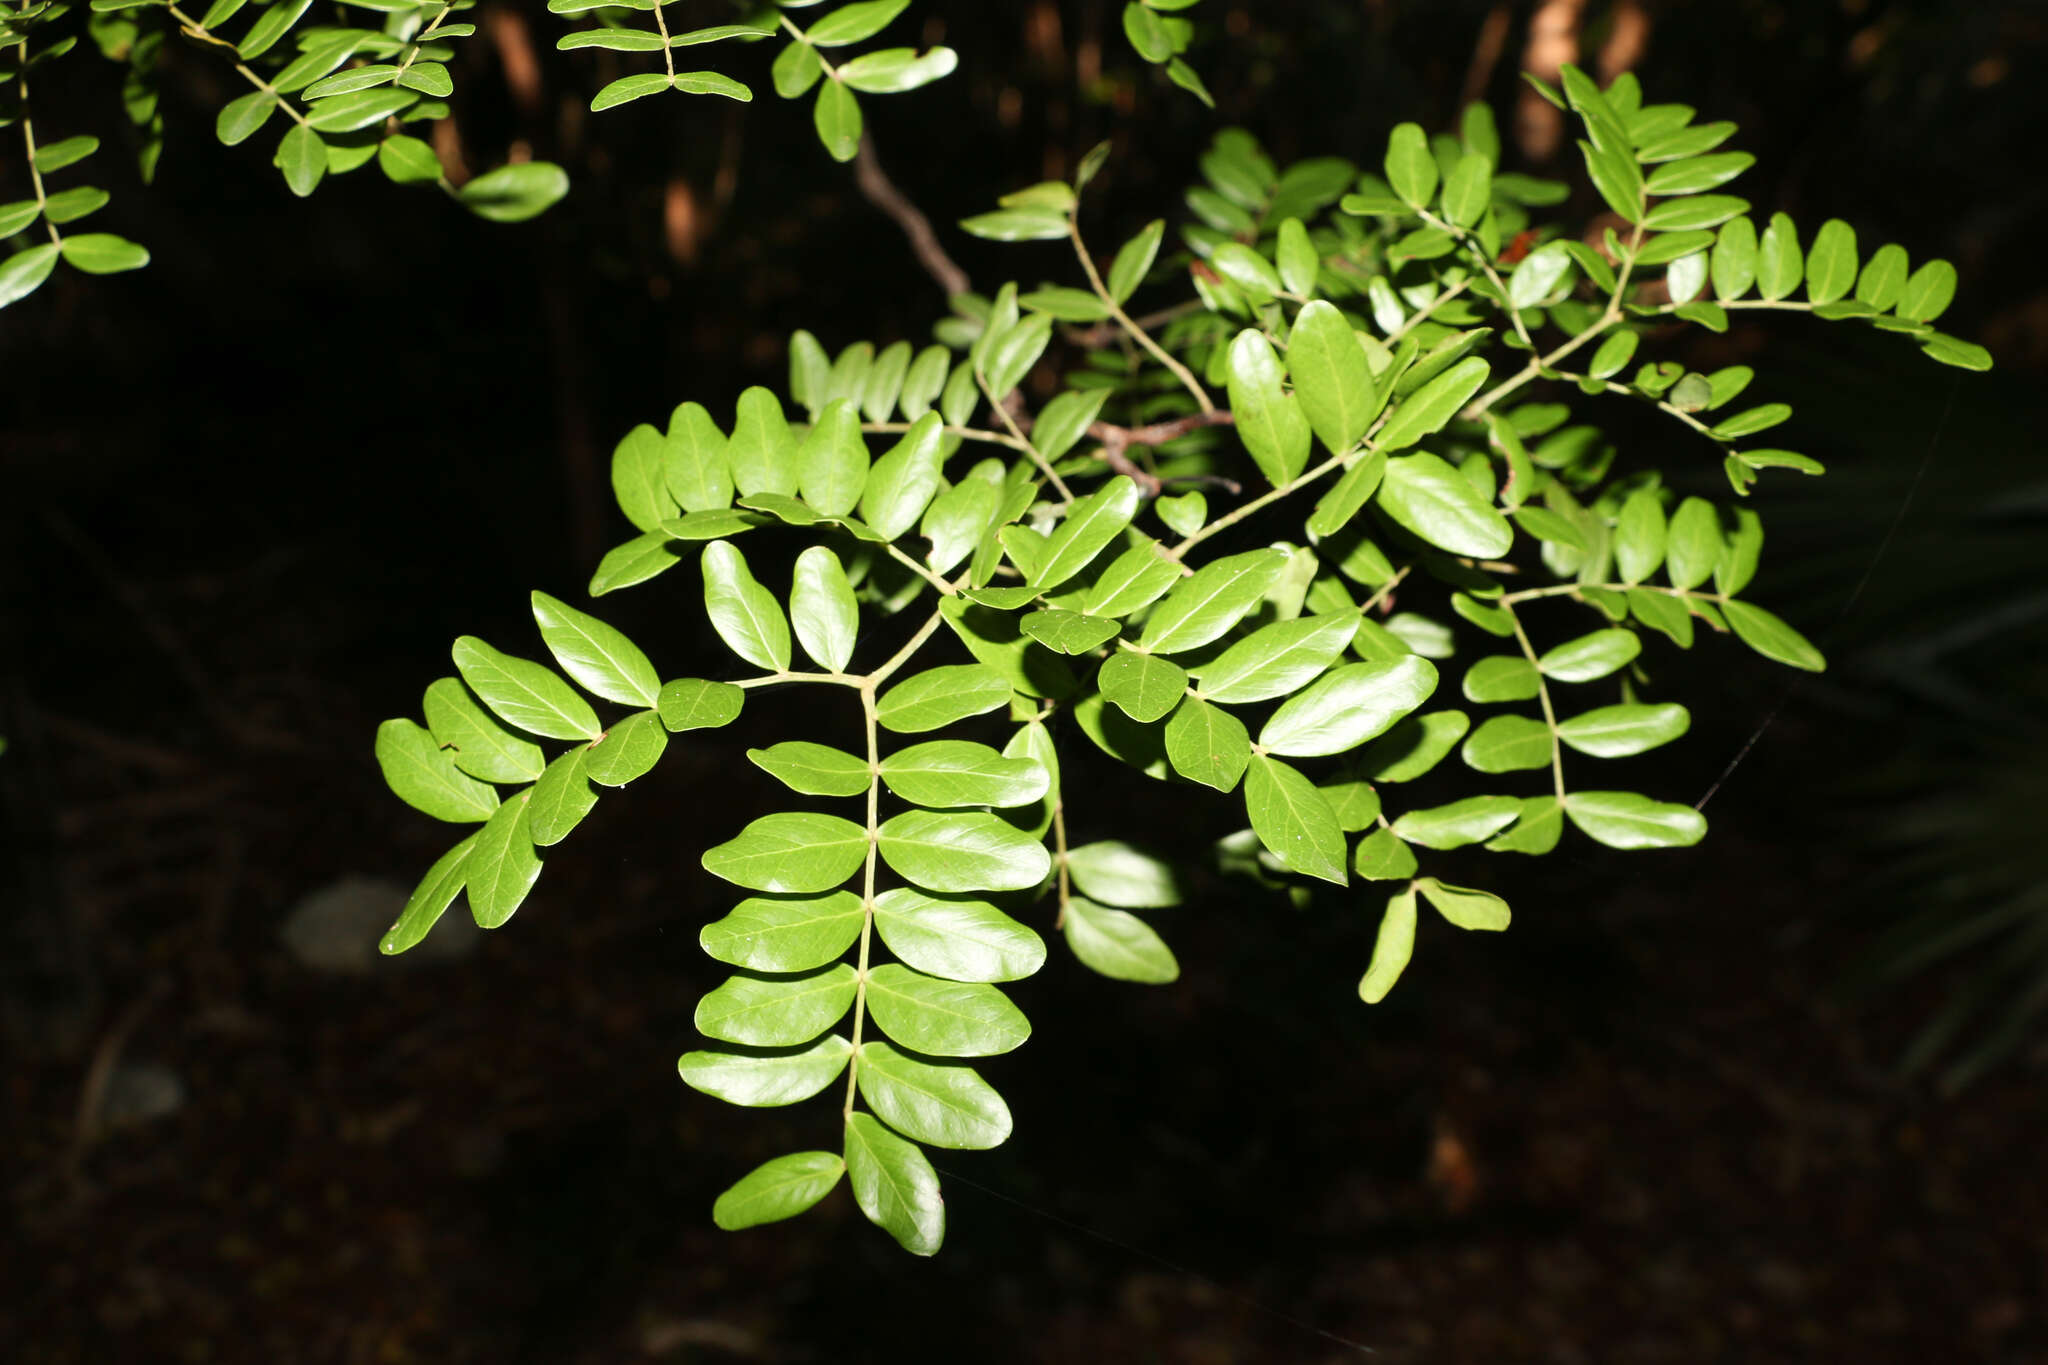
[348, 56, 1996, 1254]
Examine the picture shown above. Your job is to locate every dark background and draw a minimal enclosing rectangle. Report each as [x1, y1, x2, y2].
[5, 1, 2046, 1360]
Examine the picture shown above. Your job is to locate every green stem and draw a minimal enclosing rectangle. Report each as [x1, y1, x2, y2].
[13, 25, 58, 246]
[844, 682, 881, 1118]
[1068, 217, 1214, 413]
[648, 0, 674, 80]
[1419, 208, 1532, 350]
[1051, 795, 1070, 930]
[977, 373, 1074, 501]
[1382, 276, 1473, 345]
[166, 4, 315, 129]
[884, 541, 956, 597]
[1503, 599, 1567, 802]
[734, 669, 863, 689]
[1469, 222, 1647, 420]
[861, 421, 1028, 453]
[1169, 448, 1350, 560]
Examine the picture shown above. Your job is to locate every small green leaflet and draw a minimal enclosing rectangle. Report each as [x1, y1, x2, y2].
[1082, 539, 1184, 618]
[1487, 795, 1565, 854]
[528, 747, 599, 846]
[1564, 792, 1706, 849]
[701, 812, 869, 894]
[1416, 877, 1510, 931]
[1244, 753, 1347, 884]
[797, 399, 870, 518]
[700, 891, 865, 972]
[696, 964, 859, 1047]
[585, 711, 667, 786]
[466, 794, 543, 929]
[1374, 357, 1489, 453]
[1537, 628, 1641, 683]
[452, 636, 602, 741]
[1353, 828, 1418, 880]
[856, 1041, 1012, 1149]
[864, 965, 1030, 1057]
[861, 413, 948, 539]
[1259, 657, 1438, 757]
[380, 836, 476, 956]
[423, 677, 544, 784]
[1099, 652, 1188, 723]
[1375, 451, 1513, 558]
[844, 1111, 944, 1256]
[790, 546, 860, 674]
[1139, 549, 1290, 654]
[679, 1034, 852, 1108]
[712, 1151, 844, 1232]
[1035, 476, 1140, 590]
[880, 740, 1048, 809]
[375, 718, 501, 823]
[877, 809, 1051, 893]
[1164, 695, 1251, 792]
[1062, 897, 1178, 983]
[1065, 840, 1181, 908]
[1021, 609, 1121, 655]
[702, 540, 792, 673]
[1462, 655, 1539, 703]
[1192, 612, 1357, 704]
[1226, 330, 1311, 487]
[872, 887, 1046, 982]
[1358, 889, 1416, 1003]
[1459, 714, 1552, 773]
[876, 664, 1012, 733]
[532, 591, 662, 707]
[749, 741, 872, 797]
[658, 678, 744, 732]
[1723, 600, 1825, 672]
[1556, 703, 1689, 757]
[1361, 709, 1472, 781]
[1389, 795, 1521, 849]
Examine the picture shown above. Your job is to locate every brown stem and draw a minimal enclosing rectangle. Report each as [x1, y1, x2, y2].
[1085, 410, 1236, 494]
[853, 134, 970, 299]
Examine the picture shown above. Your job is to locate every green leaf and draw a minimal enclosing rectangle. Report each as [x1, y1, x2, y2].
[959, 207, 1068, 241]
[812, 79, 862, 162]
[1031, 388, 1112, 462]
[1020, 609, 1120, 656]
[806, 0, 909, 45]
[1275, 217, 1319, 295]
[713, 1151, 844, 1232]
[1722, 600, 1825, 672]
[376, 134, 440, 184]
[465, 794, 542, 928]
[424, 677, 544, 783]
[530, 591, 661, 707]
[452, 637, 601, 741]
[1557, 702, 1689, 757]
[1755, 211, 1803, 301]
[795, 398, 869, 518]
[746, 741, 870, 798]
[702, 812, 869, 893]
[880, 740, 1047, 809]
[875, 663, 1011, 733]
[1259, 657, 1437, 757]
[590, 532, 682, 596]
[1065, 840, 1180, 908]
[1612, 487, 1667, 584]
[1358, 890, 1416, 1003]
[658, 677, 744, 732]
[237, 0, 310, 57]
[1353, 828, 1417, 881]
[216, 90, 276, 146]
[702, 891, 865, 972]
[1164, 695, 1250, 792]
[379, 836, 475, 955]
[1416, 877, 1510, 931]
[1209, 242, 1284, 301]
[459, 161, 570, 222]
[1154, 493, 1206, 539]
[1107, 219, 1164, 304]
[1036, 476, 1140, 590]
[872, 888, 1045, 982]
[844, 1112, 943, 1256]
[1288, 300, 1379, 457]
[780, 546, 858, 675]
[728, 387, 798, 497]
[1896, 259, 1957, 323]
[0, 243, 60, 308]
[877, 810, 1051, 893]
[697, 964, 858, 1047]
[527, 747, 599, 846]
[1565, 791, 1706, 849]
[1081, 538, 1183, 618]
[1139, 548, 1289, 654]
[303, 64, 402, 96]
[1244, 753, 1347, 883]
[701, 541, 791, 673]
[591, 71, 672, 112]
[771, 37, 826, 97]
[1062, 897, 1178, 983]
[1361, 709, 1473, 781]
[1710, 215, 1757, 300]
[1307, 451, 1388, 540]
[1192, 612, 1357, 704]
[1099, 652, 1188, 723]
[1384, 122, 1436, 207]
[1390, 795, 1520, 849]
[859, 411, 945, 539]
[865, 965, 1028, 1057]
[610, 423, 676, 533]
[1536, 628, 1641, 683]
[584, 711, 668, 786]
[1375, 450, 1513, 558]
[1458, 714, 1551, 773]
[1484, 795, 1564, 854]
[1804, 219, 1857, 304]
[856, 1040, 1010, 1149]
[680, 1034, 852, 1108]
[1440, 151, 1492, 228]
[1461, 654, 1539, 702]
[839, 44, 959, 93]
[1508, 241, 1573, 311]
[1855, 243, 1909, 309]
[304, 89, 418, 135]
[1374, 356, 1489, 454]
[662, 401, 734, 513]
[274, 124, 328, 198]
[1664, 497, 1720, 590]
[1226, 329, 1311, 487]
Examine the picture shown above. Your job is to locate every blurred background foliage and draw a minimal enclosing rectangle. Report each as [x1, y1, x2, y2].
[4, 0, 2046, 1358]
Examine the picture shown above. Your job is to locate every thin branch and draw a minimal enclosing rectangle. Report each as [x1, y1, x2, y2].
[1068, 218, 1215, 412]
[1086, 410, 1236, 494]
[853, 134, 971, 299]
